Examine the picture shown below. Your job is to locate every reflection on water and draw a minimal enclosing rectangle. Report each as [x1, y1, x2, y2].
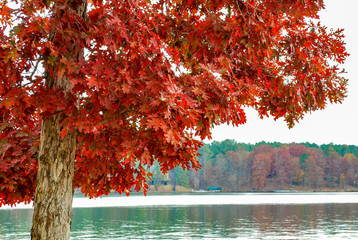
[0, 209, 33, 240]
[69, 204, 358, 240]
[1, 195, 358, 239]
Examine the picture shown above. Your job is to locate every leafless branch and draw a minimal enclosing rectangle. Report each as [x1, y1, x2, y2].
[21, 79, 38, 87]
[29, 58, 41, 81]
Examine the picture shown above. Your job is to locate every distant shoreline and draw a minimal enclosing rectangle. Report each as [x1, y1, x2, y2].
[3, 192, 358, 210]
[144, 183, 358, 194]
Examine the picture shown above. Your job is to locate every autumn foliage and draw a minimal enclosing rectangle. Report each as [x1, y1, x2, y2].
[0, 0, 348, 206]
[188, 141, 358, 191]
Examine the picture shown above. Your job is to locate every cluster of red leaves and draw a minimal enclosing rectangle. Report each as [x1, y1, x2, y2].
[0, 120, 39, 206]
[0, 38, 40, 205]
[0, 0, 348, 205]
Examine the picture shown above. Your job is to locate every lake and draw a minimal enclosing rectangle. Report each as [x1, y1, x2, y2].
[1, 192, 358, 239]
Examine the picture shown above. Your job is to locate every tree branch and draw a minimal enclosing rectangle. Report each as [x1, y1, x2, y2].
[29, 58, 41, 81]
[22, 58, 41, 87]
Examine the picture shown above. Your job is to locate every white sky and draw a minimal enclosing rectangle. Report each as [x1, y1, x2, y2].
[208, 0, 358, 146]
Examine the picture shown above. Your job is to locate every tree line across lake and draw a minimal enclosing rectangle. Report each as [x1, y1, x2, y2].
[149, 140, 358, 192]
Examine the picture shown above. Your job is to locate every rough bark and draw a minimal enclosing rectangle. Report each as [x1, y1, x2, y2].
[31, 1, 87, 239]
[31, 116, 77, 240]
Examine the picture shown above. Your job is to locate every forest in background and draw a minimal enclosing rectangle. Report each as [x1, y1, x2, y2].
[148, 140, 358, 192]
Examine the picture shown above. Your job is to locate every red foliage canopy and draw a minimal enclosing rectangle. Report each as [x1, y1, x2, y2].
[0, 0, 348, 205]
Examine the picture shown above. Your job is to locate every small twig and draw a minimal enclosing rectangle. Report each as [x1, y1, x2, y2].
[236, 1, 246, 21]
[28, 58, 41, 81]
[21, 79, 38, 87]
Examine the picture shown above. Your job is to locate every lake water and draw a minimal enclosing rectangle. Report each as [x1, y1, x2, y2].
[1, 192, 358, 239]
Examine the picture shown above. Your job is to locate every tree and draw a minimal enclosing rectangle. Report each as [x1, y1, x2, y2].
[203, 160, 218, 188]
[273, 147, 291, 189]
[248, 145, 274, 190]
[191, 143, 214, 190]
[345, 153, 358, 187]
[0, 0, 348, 239]
[149, 161, 162, 191]
[288, 157, 301, 185]
[325, 151, 340, 187]
[226, 150, 249, 191]
[289, 144, 308, 159]
[305, 148, 325, 188]
[250, 152, 271, 190]
[209, 139, 239, 160]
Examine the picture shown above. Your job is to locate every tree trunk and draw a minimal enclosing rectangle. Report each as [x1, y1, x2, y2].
[31, 1, 87, 239]
[31, 116, 77, 240]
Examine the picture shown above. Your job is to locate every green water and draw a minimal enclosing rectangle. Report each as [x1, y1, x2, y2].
[71, 204, 358, 239]
[1, 197, 358, 239]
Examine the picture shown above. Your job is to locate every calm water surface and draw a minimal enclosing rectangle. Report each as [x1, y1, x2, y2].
[1, 193, 358, 239]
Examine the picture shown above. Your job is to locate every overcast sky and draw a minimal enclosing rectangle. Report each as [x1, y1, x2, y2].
[208, 0, 358, 146]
